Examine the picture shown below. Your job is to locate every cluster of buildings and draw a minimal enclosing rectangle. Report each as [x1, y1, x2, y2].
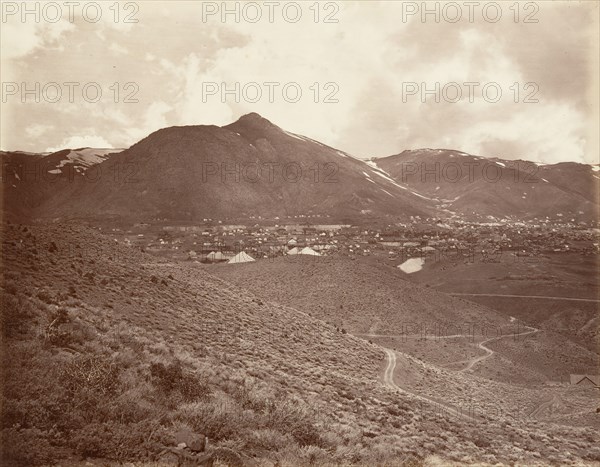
[107, 217, 599, 264]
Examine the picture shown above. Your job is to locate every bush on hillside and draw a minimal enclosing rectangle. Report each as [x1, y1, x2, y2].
[150, 361, 210, 402]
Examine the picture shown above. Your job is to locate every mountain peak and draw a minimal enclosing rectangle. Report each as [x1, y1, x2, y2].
[224, 113, 281, 138]
[237, 112, 267, 121]
[230, 113, 278, 129]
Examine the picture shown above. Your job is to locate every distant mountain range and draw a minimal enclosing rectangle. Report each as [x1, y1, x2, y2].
[375, 149, 599, 222]
[2, 114, 598, 223]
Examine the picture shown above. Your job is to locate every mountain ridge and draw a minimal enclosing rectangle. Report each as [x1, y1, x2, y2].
[2, 114, 598, 223]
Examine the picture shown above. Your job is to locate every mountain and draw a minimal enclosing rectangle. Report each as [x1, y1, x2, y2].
[373, 149, 599, 222]
[3, 120, 598, 224]
[31, 114, 435, 223]
[1, 147, 123, 221]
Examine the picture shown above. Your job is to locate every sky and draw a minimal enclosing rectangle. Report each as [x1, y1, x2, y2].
[1, 0, 598, 164]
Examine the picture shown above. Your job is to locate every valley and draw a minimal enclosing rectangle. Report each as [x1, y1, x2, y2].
[1, 114, 598, 466]
[2, 222, 599, 466]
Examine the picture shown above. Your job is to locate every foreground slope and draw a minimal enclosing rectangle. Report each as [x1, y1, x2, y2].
[2, 223, 598, 465]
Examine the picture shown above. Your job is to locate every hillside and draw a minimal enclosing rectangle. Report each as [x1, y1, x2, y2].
[211, 255, 598, 384]
[2, 222, 599, 465]
[1, 148, 123, 222]
[401, 249, 600, 354]
[374, 149, 599, 221]
[33, 114, 434, 223]
[210, 255, 510, 336]
[212, 255, 600, 430]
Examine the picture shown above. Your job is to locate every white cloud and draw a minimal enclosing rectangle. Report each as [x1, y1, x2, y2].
[25, 124, 53, 139]
[109, 42, 128, 55]
[1, 1, 597, 165]
[0, 19, 74, 60]
[47, 134, 112, 152]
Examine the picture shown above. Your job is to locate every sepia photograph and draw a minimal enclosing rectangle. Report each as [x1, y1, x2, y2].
[1, 1, 599, 465]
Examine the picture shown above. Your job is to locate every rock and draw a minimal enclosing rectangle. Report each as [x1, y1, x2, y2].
[212, 447, 244, 467]
[188, 435, 207, 452]
[157, 449, 180, 466]
[158, 447, 214, 467]
[174, 429, 207, 452]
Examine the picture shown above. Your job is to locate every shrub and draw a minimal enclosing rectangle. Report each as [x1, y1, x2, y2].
[175, 395, 241, 441]
[264, 398, 324, 447]
[150, 361, 210, 402]
[70, 421, 152, 460]
[1, 294, 31, 337]
[63, 355, 120, 397]
[43, 307, 73, 347]
[37, 289, 54, 304]
[1, 427, 61, 466]
[246, 428, 294, 451]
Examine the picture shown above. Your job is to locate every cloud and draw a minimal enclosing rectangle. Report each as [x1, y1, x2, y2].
[0, 18, 74, 60]
[1, 1, 597, 165]
[25, 123, 53, 139]
[109, 43, 129, 55]
[47, 134, 112, 152]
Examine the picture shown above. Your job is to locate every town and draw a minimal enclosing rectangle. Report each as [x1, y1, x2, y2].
[101, 215, 600, 265]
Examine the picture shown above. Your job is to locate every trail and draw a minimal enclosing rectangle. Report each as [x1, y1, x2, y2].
[379, 325, 541, 422]
[359, 326, 540, 372]
[449, 293, 600, 303]
[356, 333, 474, 339]
[445, 325, 539, 372]
[528, 394, 562, 418]
[382, 348, 473, 421]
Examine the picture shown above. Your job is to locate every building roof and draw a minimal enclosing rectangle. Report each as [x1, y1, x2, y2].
[299, 246, 321, 256]
[286, 247, 300, 255]
[228, 251, 256, 264]
[570, 374, 600, 386]
[207, 251, 225, 260]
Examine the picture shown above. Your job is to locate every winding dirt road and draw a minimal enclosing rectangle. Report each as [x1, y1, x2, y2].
[382, 348, 474, 421]
[454, 325, 539, 372]
[360, 325, 540, 373]
[380, 325, 539, 422]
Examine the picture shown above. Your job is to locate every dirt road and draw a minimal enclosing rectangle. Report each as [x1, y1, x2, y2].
[458, 325, 539, 372]
[450, 293, 600, 303]
[359, 325, 540, 372]
[382, 348, 474, 421]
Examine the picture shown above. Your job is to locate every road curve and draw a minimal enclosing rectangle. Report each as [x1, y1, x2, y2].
[382, 348, 474, 421]
[359, 325, 540, 373]
[459, 325, 539, 372]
